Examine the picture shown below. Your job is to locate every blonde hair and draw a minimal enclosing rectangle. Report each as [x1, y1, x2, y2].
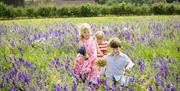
[95, 31, 105, 40]
[79, 23, 91, 40]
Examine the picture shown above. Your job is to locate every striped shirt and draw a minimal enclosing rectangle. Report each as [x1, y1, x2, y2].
[97, 41, 108, 57]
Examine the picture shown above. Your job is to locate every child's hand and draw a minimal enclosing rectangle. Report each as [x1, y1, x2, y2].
[98, 51, 104, 56]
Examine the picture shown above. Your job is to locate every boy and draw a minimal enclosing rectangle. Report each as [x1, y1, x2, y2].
[103, 37, 134, 89]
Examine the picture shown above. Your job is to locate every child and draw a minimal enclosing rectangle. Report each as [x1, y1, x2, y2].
[73, 46, 88, 83]
[95, 31, 108, 57]
[103, 37, 134, 89]
[73, 23, 100, 85]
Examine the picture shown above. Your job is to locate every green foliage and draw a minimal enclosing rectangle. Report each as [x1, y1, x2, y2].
[0, 2, 180, 18]
[37, 6, 57, 17]
[80, 4, 101, 17]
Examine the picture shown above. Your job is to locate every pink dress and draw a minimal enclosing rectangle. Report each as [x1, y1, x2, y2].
[73, 37, 99, 84]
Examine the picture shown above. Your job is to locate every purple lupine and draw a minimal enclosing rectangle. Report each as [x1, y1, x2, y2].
[36, 74, 43, 89]
[82, 84, 86, 91]
[55, 84, 62, 91]
[71, 81, 77, 91]
[23, 61, 30, 68]
[0, 38, 1, 44]
[18, 72, 24, 81]
[6, 77, 9, 83]
[18, 47, 23, 56]
[90, 84, 95, 91]
[9, 41, 15, 48]
[48, 63, 53, 72]
[112, 84, 115, 91]
[19, 57, 24, 63]
[14, 57, 20, 69]
[171, 87, 176, 91]
[131, 37, 135, 47]
[138, 58, 145, 72]
[129, 77, 135, 83]
[24, 73, 30, 85]
[160, 66, 166, 77]
[141, 35, 145, 42]
[128, 86, 133, 91]
[140, 79, 142, 86]
[12, 78, 16, 88]
[154, 74, 164, 87]
[64, 84, 68, 91]
[168, 57, 172, 63]
[31, 84, 36, 91]
[103, 80, 109, 91]
[124, 31, 131, 41]
[148, 84, 153, 91]
[97, 78, 101, 87]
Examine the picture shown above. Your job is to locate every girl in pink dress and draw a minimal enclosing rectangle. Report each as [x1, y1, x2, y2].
[73, 23, 101, 85]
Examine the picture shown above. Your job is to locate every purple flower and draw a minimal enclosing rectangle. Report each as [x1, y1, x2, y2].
[128, 86, 133, 91]
[24, 73, 30, 85]
[48, 63, 53, 72]
[97, 78, 101, 87]
[171, 87, 176, 91]
[90, 84, 95, 91]
[138, 58, 145, 72]
[19, 57, 24, 63]
[124, 31, 131, 41]
[131, 37, 135, 46]
[129, 77, 135, 82]
[54, 84, 62, 91]
[160, 66, 166, 77]
[141, 35, 145, 42]
[6, 77, 9, 83]
[140, 79, 142, 86]
[72, 81, 77, 91]
[112, 84, 115, 91]
[23, 61, 30, 68]
[154, 74, 164, 87]
[12, 78, 16, 87]
[149, 84, 153, 91]
[18, 47, 23, 56]
[168, 57, 172, 63]
[31, 84, 36, 91]
[36, 74, 43, 89]
[64, 84, 68, 91]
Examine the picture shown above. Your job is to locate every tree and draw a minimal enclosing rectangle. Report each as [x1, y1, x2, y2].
[166, 0, 176, 3]
[1, 0, 25, 6]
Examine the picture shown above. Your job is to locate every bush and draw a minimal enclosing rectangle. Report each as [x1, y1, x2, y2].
[0, 2, 179, 19]
[80, 4, 101, 17]
[14, 7, 26, 17]
[57, 6, 72, 17]
[0, 2, 7, 17]
[37, 6, 57, 17]
[26, 7, 38, 17]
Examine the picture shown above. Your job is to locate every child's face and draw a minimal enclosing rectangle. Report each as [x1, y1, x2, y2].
[82, 30, 90, 40]
[112, 47, 120, 56]
[97, 39, 103, 44]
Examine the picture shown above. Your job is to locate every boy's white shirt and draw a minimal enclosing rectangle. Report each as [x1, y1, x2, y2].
[100, 52, 134, 79]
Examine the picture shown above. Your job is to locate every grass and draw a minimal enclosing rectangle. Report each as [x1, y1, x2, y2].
[0, 15, 179, 91]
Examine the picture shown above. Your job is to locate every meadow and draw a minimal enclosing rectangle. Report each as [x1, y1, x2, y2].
[0, 16, 179, 91]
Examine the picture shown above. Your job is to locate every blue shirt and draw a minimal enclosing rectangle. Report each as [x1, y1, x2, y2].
[104, 52, 134, 80]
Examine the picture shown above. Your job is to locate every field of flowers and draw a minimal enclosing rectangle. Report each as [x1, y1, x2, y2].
[0, 16, 179, 91]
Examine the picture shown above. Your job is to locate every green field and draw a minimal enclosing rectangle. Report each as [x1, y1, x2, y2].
[0, 16, 179, 91]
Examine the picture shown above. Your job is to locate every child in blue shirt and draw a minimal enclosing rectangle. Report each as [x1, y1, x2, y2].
[103, 37, 134, 89]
